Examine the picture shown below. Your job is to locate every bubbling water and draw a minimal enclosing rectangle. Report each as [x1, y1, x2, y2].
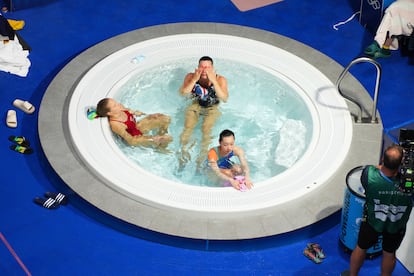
[115, 58, 312, 187]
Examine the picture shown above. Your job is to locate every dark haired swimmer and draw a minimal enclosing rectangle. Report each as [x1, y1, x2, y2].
[179, 56, 228, 167]
[207, 129, 253, 190]
[96, 98, 172, 147]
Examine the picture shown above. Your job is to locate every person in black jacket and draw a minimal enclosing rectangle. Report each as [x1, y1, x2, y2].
[342, 144, 413, 276]
[0, 13, 15, 42]
[1, 0, 9, 13]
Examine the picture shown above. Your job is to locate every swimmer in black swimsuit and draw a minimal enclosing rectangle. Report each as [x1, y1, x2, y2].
[178, 56, 229, 168]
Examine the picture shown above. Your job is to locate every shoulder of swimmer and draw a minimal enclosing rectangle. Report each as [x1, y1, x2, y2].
[207, 147, 219, 161]
[232, 146, 244, 156]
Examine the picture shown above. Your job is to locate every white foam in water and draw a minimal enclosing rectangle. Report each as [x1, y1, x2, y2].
[275, 119, 307, 168]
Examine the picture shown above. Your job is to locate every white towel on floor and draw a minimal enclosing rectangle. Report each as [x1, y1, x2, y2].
[0, 36, 31, 77]
[375, 0, 414, 49]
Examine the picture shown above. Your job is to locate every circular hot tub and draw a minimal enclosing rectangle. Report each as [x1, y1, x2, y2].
[39, 23, 383, 239]
[68, 33, 351, 211]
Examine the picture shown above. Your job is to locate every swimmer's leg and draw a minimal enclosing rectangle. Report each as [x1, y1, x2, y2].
[197, 106, 221, 168]
[132, 135, 172, 148]
[155, 138, 173, 154]
[156, 114, 171, 135]
[179, 103, 200, 168]
[180, 103, 200, 147]
[137, 114, 171, 135]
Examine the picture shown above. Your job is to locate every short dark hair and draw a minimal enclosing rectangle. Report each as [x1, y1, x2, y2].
[199, 56, 213, 64]
[96, 98, 111, 117]
[383, 144, 403, 170]
[219, 129, 235, 142]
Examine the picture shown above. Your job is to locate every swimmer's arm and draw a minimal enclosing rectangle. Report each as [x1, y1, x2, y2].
[209, 75, 228, 102]
[209, 159, 241, 190]
[125, 108, 145, 117]
[179, 72, 199, 95]
[110, 122, 152, 146]
[234, 146, 253, 188]
[110, 122, 137, 146]
[207, 149, 233, 181]
[120, 133, 159, 147]
[129, 136, 158, 147]
[208, 159, 233, 182]
[134, 110, 145, 116]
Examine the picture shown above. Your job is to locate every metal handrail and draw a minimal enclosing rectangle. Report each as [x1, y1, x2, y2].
[336, 57, 382, 123]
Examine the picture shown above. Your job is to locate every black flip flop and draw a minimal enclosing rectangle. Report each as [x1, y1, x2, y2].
[33, 197, 60, 209]
[8, 136, 30, 147]
[44, 192, 68, 205]
[10, 145, 33, 154]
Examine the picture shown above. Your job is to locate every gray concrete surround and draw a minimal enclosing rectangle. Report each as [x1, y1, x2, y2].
[38, 23, 383, 240]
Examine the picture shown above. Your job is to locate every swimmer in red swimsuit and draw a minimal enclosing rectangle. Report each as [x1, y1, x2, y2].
[96, 98, 172, 147]
[110, 110, 143, 136]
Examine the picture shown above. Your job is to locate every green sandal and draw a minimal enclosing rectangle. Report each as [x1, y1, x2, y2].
[364, 41, 380, 56]
[375, 47, 391, 58]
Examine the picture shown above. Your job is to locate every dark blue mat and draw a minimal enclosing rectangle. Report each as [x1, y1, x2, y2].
[0, 0, 413, 275]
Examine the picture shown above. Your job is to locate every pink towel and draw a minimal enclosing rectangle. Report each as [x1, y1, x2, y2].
[230, 0, 283, 12]
[224, 175, 247, 191]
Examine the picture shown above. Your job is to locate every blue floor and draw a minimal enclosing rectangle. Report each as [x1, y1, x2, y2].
[1, 0, 413, 275]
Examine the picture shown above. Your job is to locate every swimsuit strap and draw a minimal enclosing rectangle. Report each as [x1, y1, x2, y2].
[109, 110, 133, 123]
[110, 119, 124, 123]
[214, 147, 221, 158]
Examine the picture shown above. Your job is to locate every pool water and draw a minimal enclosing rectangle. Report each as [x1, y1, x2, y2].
[115, 58, 313, 187]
